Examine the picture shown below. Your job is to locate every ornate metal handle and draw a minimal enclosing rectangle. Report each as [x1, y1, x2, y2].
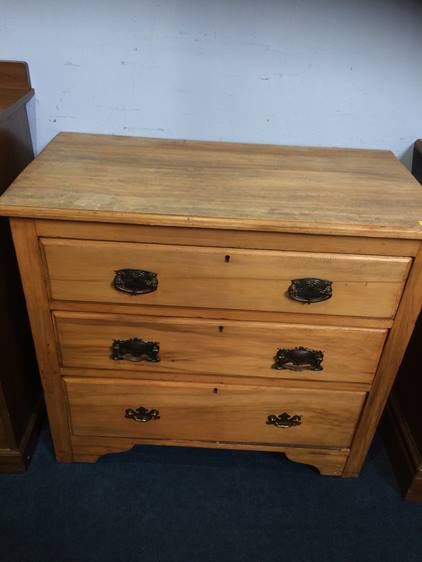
[287, 278, 332, 303]
[266, 412, 302, 428]
[113, 268, 158, 295]
[125, 407, 160, 422]
[273, 346, 323, 371]
[112, 338, 160, 362]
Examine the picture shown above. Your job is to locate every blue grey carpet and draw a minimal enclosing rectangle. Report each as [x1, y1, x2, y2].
[1, 426, 422, 562]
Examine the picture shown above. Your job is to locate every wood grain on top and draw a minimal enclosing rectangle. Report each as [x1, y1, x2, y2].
[1, 132, 422, 239]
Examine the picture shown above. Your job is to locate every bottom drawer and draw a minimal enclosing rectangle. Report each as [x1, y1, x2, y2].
[65, 377, 366, 449]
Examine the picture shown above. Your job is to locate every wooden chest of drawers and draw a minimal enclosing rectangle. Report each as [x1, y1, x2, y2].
[1, 133, 422, 476]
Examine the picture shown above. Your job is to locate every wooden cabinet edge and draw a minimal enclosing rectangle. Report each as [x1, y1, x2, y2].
[59, 367, 372, 393]
[0, 398, 43, 473]
[344, 241, 422, 476]
[48, 300, 394, 329]
[3, 205, 422, 240]
[69, 433, 349, 475]
[284, 450, 348, 476]
[0, 61, 34, 120]
[35, 220, 420, 257]
[9, 218, 73, 462]
[0, 69, 40, 471]
[57, 370, 375, 391]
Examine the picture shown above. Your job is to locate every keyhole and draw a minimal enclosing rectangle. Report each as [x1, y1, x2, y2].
[224, 255, 230, 263]
[213, 388, 219, 394]
[218, 325, 224, 333]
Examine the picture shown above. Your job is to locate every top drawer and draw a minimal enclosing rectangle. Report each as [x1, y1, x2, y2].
[40, 238, 411, 318]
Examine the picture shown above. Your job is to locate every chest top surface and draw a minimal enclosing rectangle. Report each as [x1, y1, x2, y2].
[1, 132, 422, 239]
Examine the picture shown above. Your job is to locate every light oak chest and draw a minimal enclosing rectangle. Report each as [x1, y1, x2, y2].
[2, 133, 422, 476]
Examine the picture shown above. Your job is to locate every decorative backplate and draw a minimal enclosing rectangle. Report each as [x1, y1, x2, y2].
[273, 346, 323, 371]
[113, 268, 158, 295]
[125, 407, 160, 422]
[287, 278, 332, 303]
[112, 338, 160, 362]
[266, 412, 302, 428]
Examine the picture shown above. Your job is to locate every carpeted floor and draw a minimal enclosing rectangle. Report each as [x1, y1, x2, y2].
[1, 426, 422, 562]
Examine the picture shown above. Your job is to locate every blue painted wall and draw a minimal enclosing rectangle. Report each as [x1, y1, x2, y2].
[1, 0, 421, 166]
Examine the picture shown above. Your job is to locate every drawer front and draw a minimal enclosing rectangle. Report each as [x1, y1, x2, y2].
[41, 238, 411, 318]
[55, 311, 387, 384]
[65, 377, 366, 448]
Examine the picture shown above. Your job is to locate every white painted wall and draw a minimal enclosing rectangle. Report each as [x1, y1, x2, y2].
[1, 0, 422, 166]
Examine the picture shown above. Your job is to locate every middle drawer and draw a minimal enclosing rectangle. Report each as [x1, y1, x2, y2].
[54, 311, 387, 384]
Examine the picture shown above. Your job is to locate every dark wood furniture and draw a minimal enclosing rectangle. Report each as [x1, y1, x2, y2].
[383, 140, 422, 500]
[0, 61, 41, 472]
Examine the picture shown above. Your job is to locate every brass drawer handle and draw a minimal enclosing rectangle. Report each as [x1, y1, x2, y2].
[266, 412, 302, 428]
[125, 407, 160, 422]
[112, 338, 160, 362]
[113, 268, 158, 295]
[287, 278, 332, 303]
[273, 346, 323, 371]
